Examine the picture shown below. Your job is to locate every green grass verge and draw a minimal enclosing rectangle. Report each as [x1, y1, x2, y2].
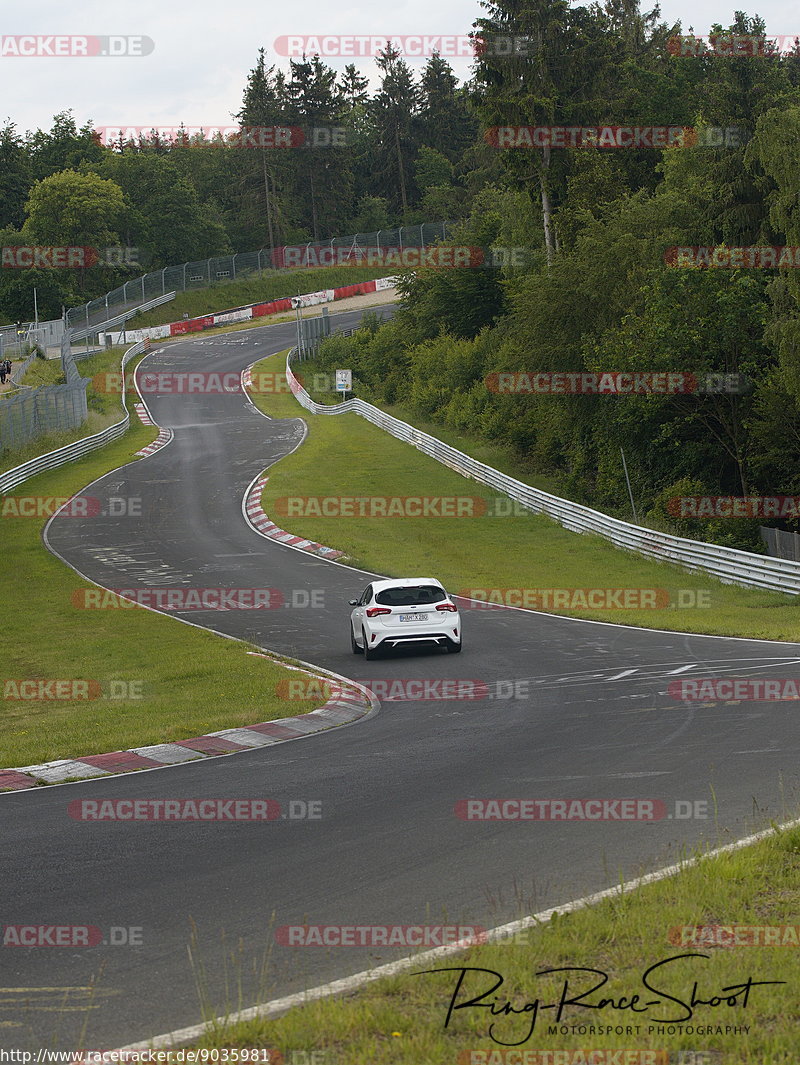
[248, 352, 800, 642]
[296, 354, 562, 496]
[18, 354, 66, 388]
[193, 823, 800, 1063]
[132, 267, 400, 329]
[1, 347, 328, 771]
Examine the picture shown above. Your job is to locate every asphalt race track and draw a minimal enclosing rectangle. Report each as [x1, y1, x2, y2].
[3, 306, 800, 1049]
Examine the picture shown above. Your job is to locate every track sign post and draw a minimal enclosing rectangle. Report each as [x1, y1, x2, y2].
[335, 369, 351, 403]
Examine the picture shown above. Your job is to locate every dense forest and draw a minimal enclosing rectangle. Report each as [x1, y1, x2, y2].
[3, 0, 800, 543]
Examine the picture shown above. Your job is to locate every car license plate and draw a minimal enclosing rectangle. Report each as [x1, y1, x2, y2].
[399, 613, 428, 622]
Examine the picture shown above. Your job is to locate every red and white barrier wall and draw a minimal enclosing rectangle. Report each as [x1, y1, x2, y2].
[102, 276, 399, 345]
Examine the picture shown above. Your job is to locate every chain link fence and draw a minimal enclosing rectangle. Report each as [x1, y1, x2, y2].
[760, 526, 800, 561]
[0, 319, 66, 360]
[0, 331, 88, 451]
[0, 377, 89, 451]
[65, 222, 453, 334]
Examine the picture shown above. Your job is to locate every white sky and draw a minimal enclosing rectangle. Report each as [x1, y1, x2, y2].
[1, 0, 799, 135]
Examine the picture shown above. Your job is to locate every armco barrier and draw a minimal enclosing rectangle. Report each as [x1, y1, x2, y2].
[0, 340, 148, 494]
[285, 349, 800, 596]
[101, 278, 398, 346]
[71, 291, 177, 346]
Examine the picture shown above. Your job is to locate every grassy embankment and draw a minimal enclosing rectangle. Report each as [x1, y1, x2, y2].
[248, 351, 800, 642]
[1, 346, 327, 771]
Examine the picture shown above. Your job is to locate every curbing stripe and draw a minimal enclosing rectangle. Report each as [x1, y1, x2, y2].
[0, 770, 40, 790]
[1, 685, 371, 791]
[78, 751, 164, 771]
[131, 744, 204, 764]
[240, 454, 345, 562]
[135, 427, 173, 457]
[15, 759, 109, 783]
[134, 402, 154, 425]
[208, 728, 280, 748]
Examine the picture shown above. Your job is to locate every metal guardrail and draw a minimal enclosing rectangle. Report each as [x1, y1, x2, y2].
[0, 340, 147, 493]
[70, 292, 177, 345]
[285, 348, 800, 596]
[65, 222, 454, 333]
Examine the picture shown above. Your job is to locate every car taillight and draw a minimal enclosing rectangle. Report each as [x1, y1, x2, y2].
[436, 602, 458, 612]
[366, 606, 392, 617]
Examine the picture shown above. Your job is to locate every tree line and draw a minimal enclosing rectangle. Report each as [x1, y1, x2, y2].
[0, 47, 476, 321]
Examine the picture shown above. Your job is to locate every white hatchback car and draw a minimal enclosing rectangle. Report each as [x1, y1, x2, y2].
[349, 577, 462, 659]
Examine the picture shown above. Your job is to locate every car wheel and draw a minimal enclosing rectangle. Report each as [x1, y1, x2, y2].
[351, 624, 363, 654]
[448, 639, 462, 654]
[363, 629, 377, 660]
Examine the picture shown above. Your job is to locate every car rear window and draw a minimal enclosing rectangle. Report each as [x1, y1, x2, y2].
[375, 585, 446, 607]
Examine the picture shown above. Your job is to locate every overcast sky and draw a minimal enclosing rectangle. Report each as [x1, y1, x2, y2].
[2, 0, 798, 136]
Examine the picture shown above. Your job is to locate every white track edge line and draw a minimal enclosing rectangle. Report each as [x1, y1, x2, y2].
[113, 813, 800, 1052]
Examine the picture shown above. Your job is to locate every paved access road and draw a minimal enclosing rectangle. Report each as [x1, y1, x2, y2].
[3, 307, 799, 1049]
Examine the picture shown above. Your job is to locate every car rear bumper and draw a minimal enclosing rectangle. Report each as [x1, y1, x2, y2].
[375, 630, 460, 650]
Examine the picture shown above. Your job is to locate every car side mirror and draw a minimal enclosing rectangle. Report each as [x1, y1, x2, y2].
[349, 599, 358, 606]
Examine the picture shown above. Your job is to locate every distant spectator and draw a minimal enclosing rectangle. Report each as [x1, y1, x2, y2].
[0, 363, 6, 385]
